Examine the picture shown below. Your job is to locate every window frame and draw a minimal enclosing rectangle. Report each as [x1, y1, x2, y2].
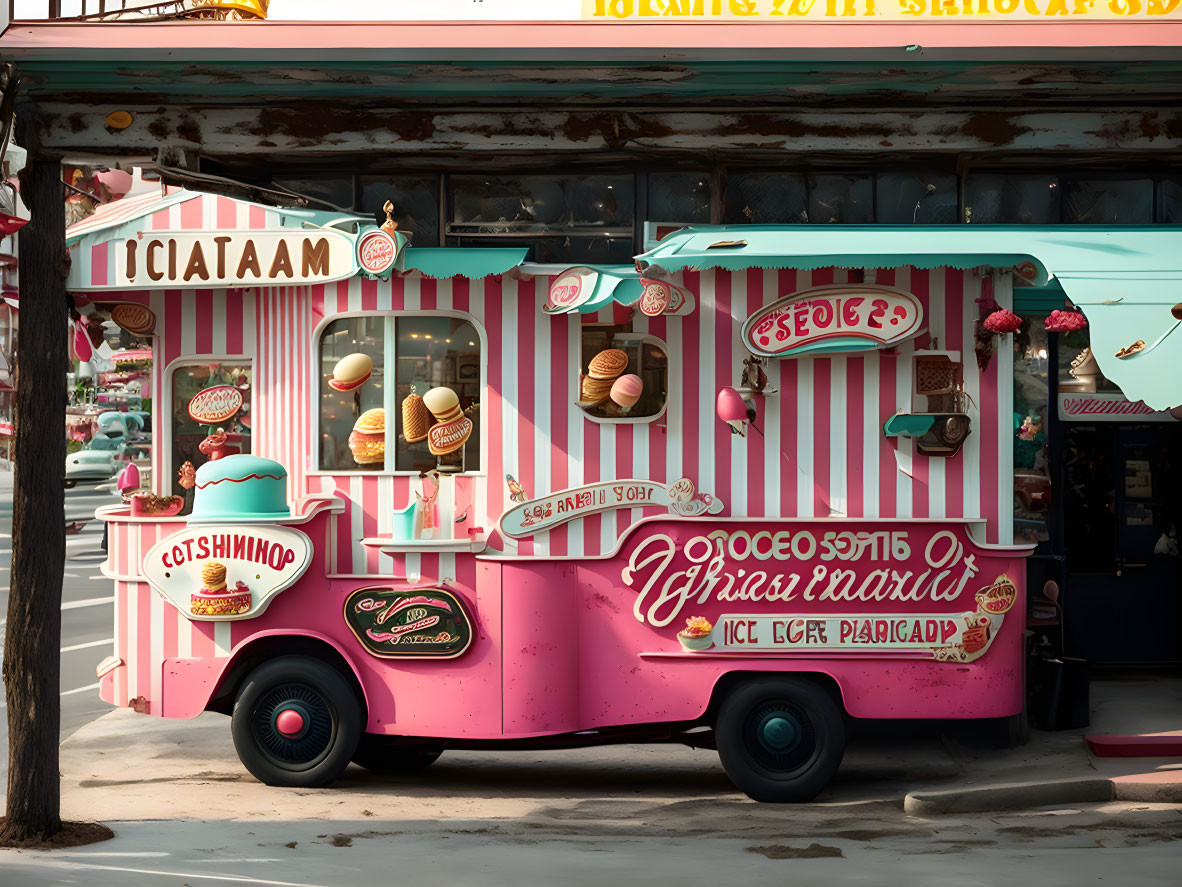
[161, 354, 255, 497]
[309, 309, 489, 477]
[576, 325, 671, 426]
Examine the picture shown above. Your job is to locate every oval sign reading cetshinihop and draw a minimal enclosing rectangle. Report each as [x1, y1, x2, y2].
[741, 285, 924, 359]
[343, 587, 474, 659]
[187, 385, 244, 425]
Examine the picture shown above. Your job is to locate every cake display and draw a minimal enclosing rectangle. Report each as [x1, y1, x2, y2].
[349, 408, 386, 464]
[190, 561, 253, 616]
[677, 616, 714, 651]
[189, 454, 291, 523]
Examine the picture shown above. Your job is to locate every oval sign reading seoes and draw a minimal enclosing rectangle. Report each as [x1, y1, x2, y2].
[741, 285, 924, 358]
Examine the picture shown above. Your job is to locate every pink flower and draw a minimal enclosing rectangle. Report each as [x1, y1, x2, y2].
[1043, 309, 1087, 332]
[983, 308, 1023, 334]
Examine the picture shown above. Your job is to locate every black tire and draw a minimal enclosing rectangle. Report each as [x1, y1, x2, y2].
[715, 677, 846, 803]
[64, 480, 76, 489]
[352, 734, 444, 774]
[231, 655, 363, 788]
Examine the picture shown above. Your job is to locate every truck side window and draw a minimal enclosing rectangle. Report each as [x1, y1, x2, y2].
[317, 313, 482, 473]
[579, 322, 668, 422]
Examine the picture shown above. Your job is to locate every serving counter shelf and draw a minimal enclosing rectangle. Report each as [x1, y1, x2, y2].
[360, 535, 488, 555]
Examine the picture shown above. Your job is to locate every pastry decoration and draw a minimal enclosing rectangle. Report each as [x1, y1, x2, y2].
[609, 374, 644, 411]
[130, 493, 184, 517]
[423, 387, 473, 456]
[580, 348, 628, 406]
[110, 303, 156, 336]
[1069, 347, 1100, 379]
[329, 353, 373, 392]
[678, 616, 714, 651]
[349, 408, 386, 465]
[975, 575, 1017, 615]
[191, 561, 252, 616]
[177, 460, 197, 490]
[402, 392, 431, 443]
[1115, 339, 1146, 359]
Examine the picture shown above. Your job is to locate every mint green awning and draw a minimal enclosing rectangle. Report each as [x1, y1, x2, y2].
[637, 226, 1182, 410]
[397, 247, 528, 280]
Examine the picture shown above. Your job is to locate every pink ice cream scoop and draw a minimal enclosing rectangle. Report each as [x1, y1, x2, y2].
[716, 386, 749, 436]
[610, 374, 644, 408]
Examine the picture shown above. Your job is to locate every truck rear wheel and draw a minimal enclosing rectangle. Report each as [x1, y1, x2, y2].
[231, 655, 362, 787]
[715, 677, 845, 803]
[352, 735, 444, 774]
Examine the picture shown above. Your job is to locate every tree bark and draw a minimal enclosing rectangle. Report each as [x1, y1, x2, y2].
[1, 159, 67, 843]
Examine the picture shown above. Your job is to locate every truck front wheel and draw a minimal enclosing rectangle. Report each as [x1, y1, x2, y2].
[231, 655, 363, 787]
[715, 678, 845, 802]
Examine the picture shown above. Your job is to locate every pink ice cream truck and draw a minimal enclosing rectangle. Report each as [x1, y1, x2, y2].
[79, 191, 1031, 801]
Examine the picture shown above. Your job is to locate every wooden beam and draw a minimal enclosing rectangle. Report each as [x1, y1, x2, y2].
[17, 103, 1182, 162]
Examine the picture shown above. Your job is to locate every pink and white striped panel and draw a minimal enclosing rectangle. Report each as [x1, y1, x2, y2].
[282, 266, 1011, 577]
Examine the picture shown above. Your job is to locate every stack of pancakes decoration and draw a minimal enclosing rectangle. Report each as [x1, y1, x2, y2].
[423, 387, 473, 456]
[581, 348, 628, 406]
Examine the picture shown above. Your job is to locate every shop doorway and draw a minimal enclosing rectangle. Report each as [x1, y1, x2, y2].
[1061, 424, 1182, 664]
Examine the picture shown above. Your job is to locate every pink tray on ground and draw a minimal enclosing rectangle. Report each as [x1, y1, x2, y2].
[1086, 733, 1182, 757]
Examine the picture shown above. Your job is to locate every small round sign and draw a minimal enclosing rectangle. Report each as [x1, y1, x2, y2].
[357, 229, 398, 276]
[188, 385, 244, 425]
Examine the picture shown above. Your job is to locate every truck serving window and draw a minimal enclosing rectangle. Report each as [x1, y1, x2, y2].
[578, 323, 668, 422]
[317, 313, 482, 474]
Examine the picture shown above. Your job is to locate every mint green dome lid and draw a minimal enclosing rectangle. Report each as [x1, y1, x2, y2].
[191, 455, 290, 524]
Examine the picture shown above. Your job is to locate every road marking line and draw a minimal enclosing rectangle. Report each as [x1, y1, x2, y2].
[61, 638, 114, 653]
[0, 682, 102, 708]
[20, 861, 332, 887]
[62, 596, 115, 610]
[60, 682, 101, 697]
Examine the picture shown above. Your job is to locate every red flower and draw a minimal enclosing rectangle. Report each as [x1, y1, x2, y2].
[1043, 309, 1088, 332]
[983, 308, 1023, 334]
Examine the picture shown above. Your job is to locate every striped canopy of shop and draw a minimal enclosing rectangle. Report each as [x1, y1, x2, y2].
[638, 226, 1182, 410]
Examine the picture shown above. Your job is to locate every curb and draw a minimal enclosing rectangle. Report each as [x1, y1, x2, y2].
[903, 777, 1113, 815]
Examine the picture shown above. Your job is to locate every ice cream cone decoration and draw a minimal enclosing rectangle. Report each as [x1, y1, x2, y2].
[402, 392, 430, 443]
[610, 374, 644, 411]
[423, 387, 473, 456]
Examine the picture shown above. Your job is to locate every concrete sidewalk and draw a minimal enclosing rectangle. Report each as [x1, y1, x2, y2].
[42, 671, 1182, 826]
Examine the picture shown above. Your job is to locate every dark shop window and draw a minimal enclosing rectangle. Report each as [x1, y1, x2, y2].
[876, 173, 959, 224]
[965, 173, 1062, 225]
[808, 174, 874, 224]
[647, 172, 712, 224]
[446, 174, 634, 264]
[724, 172, 808, 224]
[271, 174, 355, 212]
[1163, 179, 1182, 223]
[360, 175, 442, 246]
[1061, 178, 1153, 224]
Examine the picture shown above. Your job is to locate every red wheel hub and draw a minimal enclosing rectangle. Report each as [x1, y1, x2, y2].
[275, 708, 305, 736]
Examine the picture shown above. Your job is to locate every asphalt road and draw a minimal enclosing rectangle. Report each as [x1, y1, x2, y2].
[0, 472, 116, 787]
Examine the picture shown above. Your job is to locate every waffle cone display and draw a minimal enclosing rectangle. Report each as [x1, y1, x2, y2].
[402, 394, 430, 443]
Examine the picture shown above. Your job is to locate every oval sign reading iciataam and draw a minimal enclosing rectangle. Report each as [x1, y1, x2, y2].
[741, 285, 924, 358]
[188, 385, 244, 425]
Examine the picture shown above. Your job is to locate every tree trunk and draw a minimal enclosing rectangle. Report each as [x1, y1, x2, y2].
[1, 159, 67, 843]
